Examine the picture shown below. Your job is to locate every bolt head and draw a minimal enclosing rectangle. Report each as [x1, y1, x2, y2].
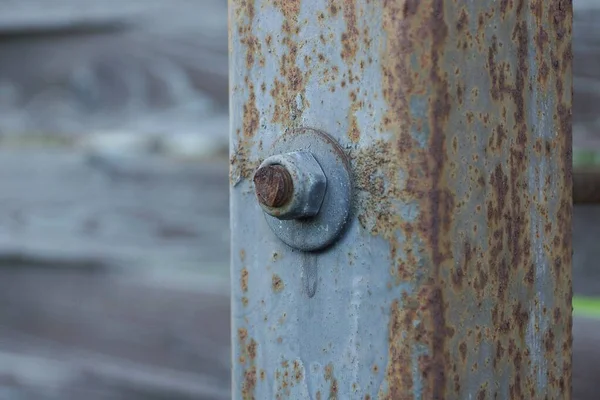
[253, 151, 327, 220]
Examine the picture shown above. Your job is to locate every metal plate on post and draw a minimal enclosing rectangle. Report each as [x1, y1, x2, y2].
[260, 127, 352, 252]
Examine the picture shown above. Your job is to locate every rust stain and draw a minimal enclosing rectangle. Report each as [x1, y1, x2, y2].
[272, 274, 285, 293]
[348, 89, 363, 143]
[381, 297, 417, 399]
[243, 81, 260, 138]
[293, 360, 303, 383]
[351, 0, 572, 398]
[230, 131, 257, 183]
[348, 109, 361, 143]
[551, 0, 573, 395]
[230, 0, 260, 185]
[324, 363, 338, 400]
[241, 267, 249, 292]
[373, 1, 454, 397]
[242, 366, 257, 400]
[328, 0, 339, 17]
[341, 0, 359, 61]
[273, 0, 301, 20]
[270, 0, 309, 126]
[456, 8, 469, 32]
[235, 0, 261, 140]
[274, 358, 304, 399]
[500, 0, 511, 16]
[238, 327, 258, 400]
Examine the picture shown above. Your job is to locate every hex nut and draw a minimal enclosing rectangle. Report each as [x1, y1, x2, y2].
[258, 128, 352, 251]
[254, 151, 327, 220]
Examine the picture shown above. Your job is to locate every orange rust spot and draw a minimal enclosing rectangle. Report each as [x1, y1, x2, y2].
[247, 339, 257, 360]
[341, 1, 359, 61]
[242, 366, 257, 400]
[466, 111, 474, 124]
[477, 387, 486, 400]
[348, 111, 360, 143]
[238, 328, 248, 342]
[273, 0, 300, 20]
[230, 138, 257, 183]
[271, 61, 306, 124]
[293, 360, 303, 382]
[272, 274, 284, 293]
[238, 326, 257, 399]
[243, 83, 260, 138]
[328, 0, 339, 17]
[512, 303, 529, 337]
[525, 263, 535, 287]
[242, 34, 262, 69]
[242, 297, 249, 307]
[456, 8, 469, 32]
[324, 363, 338, 399]
[382, 298, 416, 399]
[456, 83, 464, 105]
[241, 267, 249, 292]
[500, 0, 510, 16]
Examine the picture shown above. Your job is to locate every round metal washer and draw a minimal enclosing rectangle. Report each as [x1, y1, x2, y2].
[262, 128, 352, 252]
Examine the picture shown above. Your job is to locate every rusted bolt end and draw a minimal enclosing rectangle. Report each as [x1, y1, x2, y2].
[254, 151, 327, 220]
[253, 164, 294, 208]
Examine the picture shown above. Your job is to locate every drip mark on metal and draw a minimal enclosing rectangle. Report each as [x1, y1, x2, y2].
[302, 254, 318, 298]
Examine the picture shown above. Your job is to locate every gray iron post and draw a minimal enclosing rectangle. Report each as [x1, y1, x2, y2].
[230, 1, 572, 398]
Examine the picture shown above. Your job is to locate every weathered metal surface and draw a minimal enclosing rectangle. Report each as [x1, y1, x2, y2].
[230, 0, 572, 399]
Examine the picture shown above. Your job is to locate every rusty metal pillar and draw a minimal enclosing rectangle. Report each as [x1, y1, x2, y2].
[229, 1, 572, 399]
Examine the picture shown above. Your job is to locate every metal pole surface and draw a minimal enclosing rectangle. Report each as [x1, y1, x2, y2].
[229, 1, 572, 399]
